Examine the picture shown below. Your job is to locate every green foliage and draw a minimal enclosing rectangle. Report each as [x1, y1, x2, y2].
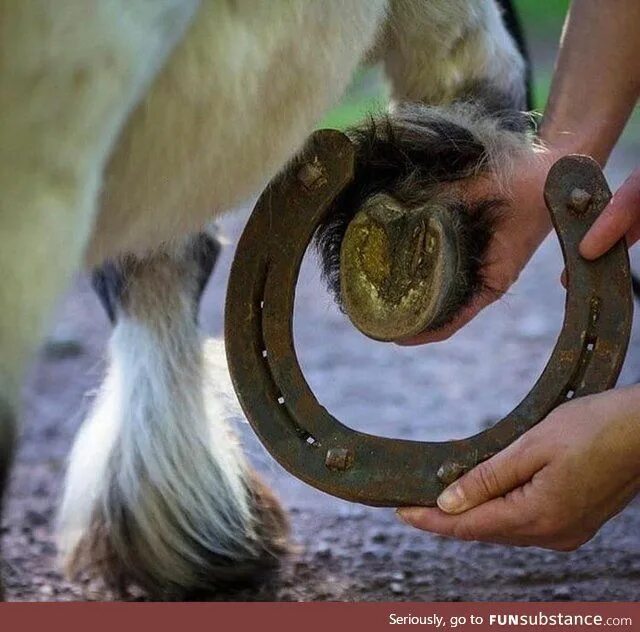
[319, 97, 387, 131]
[319, 67, 389, 130]
[531, 68, 553, 111]
[319, 3, 572, 129]
[513, 0, 571, 30]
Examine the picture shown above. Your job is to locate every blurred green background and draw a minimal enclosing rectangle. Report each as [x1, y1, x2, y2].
[321, 1, 640, 153]
[320, 0, 570, 129]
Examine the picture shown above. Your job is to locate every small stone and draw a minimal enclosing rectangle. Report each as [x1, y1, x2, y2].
[41, 541, 56, 556]
[371, 530, 388, 544]
[416, 573, 435, 586]
[390, 581, 405, 595]
[553, 586, 573, 600]
[315, 543, 332, 560]
[25, 510, 48, 528]
[362, 548, 381, 561]
[86, 579, 104, 594]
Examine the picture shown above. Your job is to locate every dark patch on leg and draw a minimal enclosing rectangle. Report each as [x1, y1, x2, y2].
[191, 230, 221, 303]
[91, 230, 221, 325]
[91, 261, 124, 324]
[495, 0, 534, 110]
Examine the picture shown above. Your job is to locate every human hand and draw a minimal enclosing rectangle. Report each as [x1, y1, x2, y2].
[580, 167, 640, 260]
[397, 385, 640, 550]
[399, 146, 559, 345]
[558, 166, 640, 288]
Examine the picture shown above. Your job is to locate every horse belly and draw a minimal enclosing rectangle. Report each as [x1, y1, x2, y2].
[88, 0, 387, 264]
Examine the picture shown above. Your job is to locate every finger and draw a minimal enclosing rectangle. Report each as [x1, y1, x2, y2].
[580, 168, 640, 260]
[435, 434, 548, 514]
[397, 491, 536, 546]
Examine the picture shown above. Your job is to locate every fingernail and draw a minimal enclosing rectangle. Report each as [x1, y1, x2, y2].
[578, 236, 597, 260]
[437, 484, 465, 513]
[578, 241, 590, 258]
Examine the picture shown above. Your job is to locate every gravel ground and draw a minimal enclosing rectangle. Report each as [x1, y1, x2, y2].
[4, 156, 640, 601]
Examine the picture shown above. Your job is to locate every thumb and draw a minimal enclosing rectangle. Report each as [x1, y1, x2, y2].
[436, 435, 545, 514]
[580, 168, 640, 260]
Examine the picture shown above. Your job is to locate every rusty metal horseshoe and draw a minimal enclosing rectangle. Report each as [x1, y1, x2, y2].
[225, 129, 632, 507]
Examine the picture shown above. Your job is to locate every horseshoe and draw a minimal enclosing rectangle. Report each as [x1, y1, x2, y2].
[224, 129, 632, 506]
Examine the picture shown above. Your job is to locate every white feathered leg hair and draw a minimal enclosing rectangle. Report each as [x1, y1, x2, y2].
[0, 0, 202, 600]
[57, 235, 289, 598]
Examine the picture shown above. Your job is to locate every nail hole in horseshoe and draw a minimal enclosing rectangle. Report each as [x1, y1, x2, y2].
[304, 434, 320, 447]
[254, 265, 324, 450]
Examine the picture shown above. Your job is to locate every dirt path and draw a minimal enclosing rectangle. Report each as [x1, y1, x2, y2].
[4, 159, 640, 601]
